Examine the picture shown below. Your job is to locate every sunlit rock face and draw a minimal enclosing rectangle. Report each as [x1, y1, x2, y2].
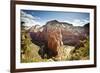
[47, 28, 63, 56]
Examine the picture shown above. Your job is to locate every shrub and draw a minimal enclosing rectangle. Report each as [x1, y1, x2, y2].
[71, 37, 89, 60]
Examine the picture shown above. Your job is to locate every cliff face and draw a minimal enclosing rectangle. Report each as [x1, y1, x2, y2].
[29, 20, 89, 44]
[29, 20, 89, 57]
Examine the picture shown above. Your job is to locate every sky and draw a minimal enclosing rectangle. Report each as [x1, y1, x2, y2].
[21, 9, 90, 27]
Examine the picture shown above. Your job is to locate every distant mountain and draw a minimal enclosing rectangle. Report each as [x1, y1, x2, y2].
[29, 20, 89, 47]
[43, 20, 73, 29]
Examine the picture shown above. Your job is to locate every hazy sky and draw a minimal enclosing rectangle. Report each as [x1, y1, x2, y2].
[21, 10, 90, 27]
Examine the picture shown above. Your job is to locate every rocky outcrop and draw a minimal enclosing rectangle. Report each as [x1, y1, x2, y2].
[54, 45, 75, 61]
[47, 28, 63, 56]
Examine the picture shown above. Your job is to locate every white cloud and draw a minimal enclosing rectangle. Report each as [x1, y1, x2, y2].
[83, 19, 89, 23]
[21, 11, 35, 20]
[65, 19, 89, 26]
[72, 19, 84, 26]
[21, 11, 40, 27]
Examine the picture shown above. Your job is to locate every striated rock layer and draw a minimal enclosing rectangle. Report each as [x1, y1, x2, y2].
[29, 20, 89, 58]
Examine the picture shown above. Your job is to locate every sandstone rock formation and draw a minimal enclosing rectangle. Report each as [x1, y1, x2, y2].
[29, 20, 89, 59]
[47, 28, 63, 56]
